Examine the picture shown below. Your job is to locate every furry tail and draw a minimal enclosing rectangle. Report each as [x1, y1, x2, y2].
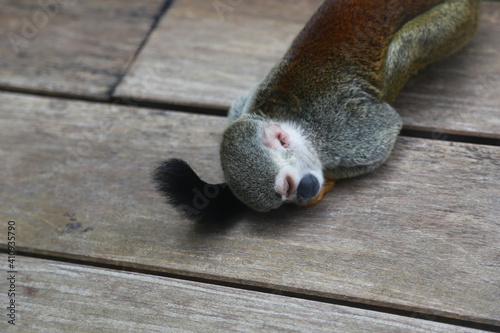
[152, 158, 245, 223]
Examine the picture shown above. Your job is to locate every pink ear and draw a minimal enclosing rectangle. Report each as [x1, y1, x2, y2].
[263, 124, 290, 149]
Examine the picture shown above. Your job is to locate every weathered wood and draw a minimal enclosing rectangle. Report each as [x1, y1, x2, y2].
[0, 0, 165, 99]
[0, 92, 499, 325]
[114, 0, 323, 108]
[115, 0, 500, 139]
[2, 255, 487, 333]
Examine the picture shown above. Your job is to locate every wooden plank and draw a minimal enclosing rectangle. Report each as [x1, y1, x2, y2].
[0, 0, 165, 99]
[114, 0, 323, 108]
[2, 255, 487, 333]
[114, 0, 500, 139]
[0, 92, 499, 326]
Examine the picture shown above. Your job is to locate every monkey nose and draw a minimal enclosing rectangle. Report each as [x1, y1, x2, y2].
[296, 174, 320, 205]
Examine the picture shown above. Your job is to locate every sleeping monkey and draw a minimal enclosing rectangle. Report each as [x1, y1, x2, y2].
[154, 0, 481, 221]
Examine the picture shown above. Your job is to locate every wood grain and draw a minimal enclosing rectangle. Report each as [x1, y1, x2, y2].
[0, 92, 499, 325]
[114, 0, 323, 108]
[115, 0, 500, 138]
[0, 0, 165, 99]
[2, 254, 487, 333]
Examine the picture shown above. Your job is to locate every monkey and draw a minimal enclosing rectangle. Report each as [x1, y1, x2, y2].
[153, 0, 481, 222]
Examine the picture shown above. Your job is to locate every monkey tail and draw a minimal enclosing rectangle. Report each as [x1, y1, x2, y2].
[152, 158, 246, 223]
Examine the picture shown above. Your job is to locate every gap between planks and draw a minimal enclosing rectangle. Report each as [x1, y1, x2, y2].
[4, 249, 499, 333]
[1, 92, 498, 327]
[107, 0, 175, 97]
[0, 87, 498, 148]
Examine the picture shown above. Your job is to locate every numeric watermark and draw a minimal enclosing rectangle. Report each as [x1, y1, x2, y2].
[6, 220, 17, 326]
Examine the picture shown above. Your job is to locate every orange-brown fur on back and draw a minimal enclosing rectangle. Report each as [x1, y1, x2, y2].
[277, 0, 445, 98]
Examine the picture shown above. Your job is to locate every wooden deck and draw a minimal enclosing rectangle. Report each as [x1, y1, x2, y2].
[0, 1, 499, 332]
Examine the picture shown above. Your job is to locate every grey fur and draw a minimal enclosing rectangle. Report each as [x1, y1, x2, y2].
[220, 0, 480, 212]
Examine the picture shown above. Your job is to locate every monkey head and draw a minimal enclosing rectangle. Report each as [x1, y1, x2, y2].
[220, 115, 324, 212]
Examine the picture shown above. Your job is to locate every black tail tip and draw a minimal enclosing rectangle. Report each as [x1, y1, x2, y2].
[152, 158, 246, 223]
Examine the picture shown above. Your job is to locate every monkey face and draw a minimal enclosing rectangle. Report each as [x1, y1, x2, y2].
[264, 122, 324, 206]
[221, 117, 323, 212]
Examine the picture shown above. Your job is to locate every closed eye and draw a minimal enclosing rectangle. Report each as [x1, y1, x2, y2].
[285, 175, 294, 197]
[277, 133, 290, 148]
[274, 166, 299, 200]
[275, 176, 293, 200]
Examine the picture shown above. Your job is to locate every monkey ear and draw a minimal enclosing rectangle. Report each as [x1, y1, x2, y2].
[262, 124, 290, 149]
[227, 85, 259, 123]
[152, 159, 246, 223]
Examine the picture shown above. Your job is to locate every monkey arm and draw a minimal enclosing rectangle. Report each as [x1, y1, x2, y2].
[382, 0, 481, 102]
[309, 0, 481, 198]
[327, 0, 480, 178]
